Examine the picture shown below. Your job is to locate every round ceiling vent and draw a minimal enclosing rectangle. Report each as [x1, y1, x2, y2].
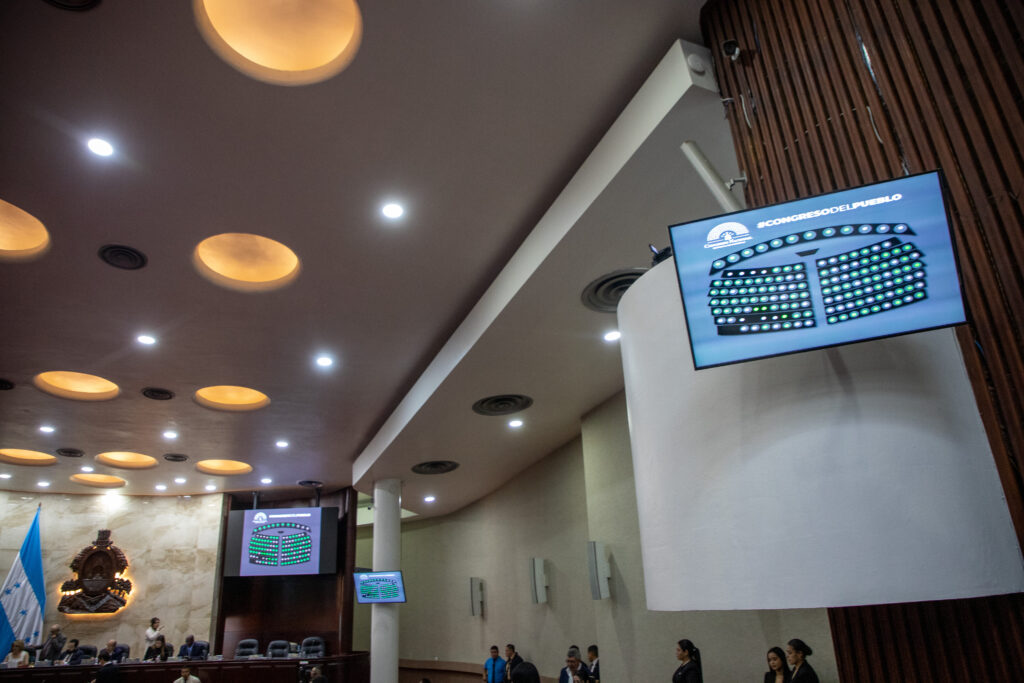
[471, 394, 533, 416]
[411, 460, 460, 475]
[56, 448, 85, 458]
[0, 379, 13, 390]
[163, 453, 189, 463]
[580, 268, 648, 313]
[43, 0, 102, 9]
[98, 244, 148, 270]
[142, 387, 175, 400]
[298, 480, 323, 488]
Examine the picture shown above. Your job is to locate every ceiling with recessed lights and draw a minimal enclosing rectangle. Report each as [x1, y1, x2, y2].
[0, 1, 738, 515]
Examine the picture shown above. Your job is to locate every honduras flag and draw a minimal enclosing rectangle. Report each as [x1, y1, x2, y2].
[0, 507, 45, 657]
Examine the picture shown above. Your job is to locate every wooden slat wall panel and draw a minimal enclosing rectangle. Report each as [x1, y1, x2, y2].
[701, 2, 1024, 681]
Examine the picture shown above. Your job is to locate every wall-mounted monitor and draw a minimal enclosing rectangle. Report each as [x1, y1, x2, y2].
[223, 506, 338, 577]
[668, 171, 966, 369]
[354, 570, 407, 604]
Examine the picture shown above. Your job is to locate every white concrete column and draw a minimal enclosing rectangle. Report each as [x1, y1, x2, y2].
[370, 478, 401, 683]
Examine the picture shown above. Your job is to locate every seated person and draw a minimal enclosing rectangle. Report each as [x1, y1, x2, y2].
[178, 635, 203, 660]
[100, 639, 128, 663]
[174, 664, 201, 683]
[91, 651, 120, 683]
[61, 639, 84, 665]
[144, 635, 172, 662]
[3, 640, 30, 668]
[310, 666, 327, 682]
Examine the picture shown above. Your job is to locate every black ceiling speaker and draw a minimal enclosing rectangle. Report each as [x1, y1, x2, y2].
[98, 244, 148, 270]
[141, 387, 175, 400]
[56, 448, 84, 458]
[581, 268, 647, 313]
[42, 0, 102, 9]
[411, 460, 460, 475]
[0, 379, 14, 390]
[472, 394, 533, 416]
[163, 453, 189, 463]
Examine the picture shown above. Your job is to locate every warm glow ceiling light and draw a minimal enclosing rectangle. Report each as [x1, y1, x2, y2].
[0, 449, 58, 466]
[95, 451, 158, 470]
[196, 459, 253, 475]
[193, 233, 301, 292]
[33, 371, 120, 401]
[0, 199, 51, 262]
[70, 473, 126, 489]
[194, 385, 270, 411]
[194, 0, 362, 86]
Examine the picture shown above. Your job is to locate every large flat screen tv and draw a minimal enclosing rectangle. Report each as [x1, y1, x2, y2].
[354, 570, 407, 604]
[668, 171, 966, 369]
[223, 506, 338, 577]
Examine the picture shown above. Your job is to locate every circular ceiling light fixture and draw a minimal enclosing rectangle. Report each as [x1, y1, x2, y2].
[0, 199, 51, 262]
[508, 419, 524, 429]
[423, 495, 436, 503]
[34, 371, 120, 401]
[194, 0, 363, 86]
[194, 385, 270, 411]
[603, 330, 622, 342]
[80, 466, 94, 472]
[155, 484, 167, 491]
[71, 473, 126, 489]
[314, 354, 334, 368]
[137, 334, 157, 345]
[205, 484, 217, 491]
[275, 440, 289, 449]
[193, 233, 301, 292]
[0, 449, 58, 466]
[0, 473, 11, 479]
[260, 477, 273, 484]
[37, 481, 51, 488]
[39, 425, 56, 434]
[381, 203, 404, 219]
[163, 430, 179, 440]
[86, 138, 114, 157]
[95, 451, 158, 470]
[196, 459, 253, 475]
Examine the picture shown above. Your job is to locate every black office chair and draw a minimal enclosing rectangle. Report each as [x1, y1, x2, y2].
[78, 645, 98, 661]
[266, 640, 290, 658]
[193, 641, 210, 660]
[234, 639, 259, 658]
[300, 637, 325, 658]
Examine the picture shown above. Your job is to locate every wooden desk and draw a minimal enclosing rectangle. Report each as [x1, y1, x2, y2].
[0, 652, 369, 683]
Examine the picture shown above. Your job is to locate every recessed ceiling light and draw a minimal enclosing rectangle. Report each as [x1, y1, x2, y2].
[71, 473, 125, 489]
[0, 199, 50, 262]
[34, 371, 120, 401]
[163, 430, 178, 440]
[0, 473, 11, 479]
[424, 495, 436, 503]
[87, 138, 114, 157]
[275, 440, 289, 449]
[39, 425, 55, 434]
[508, 419, 524, 428]
[194, 385, 270, 412]
[204, 484, 217, 492]
[137, 334, 157, 345]
[381, 203, 404, 219]
[155, 484, 167, 491]
[193, 233, 301, 292]
[174, 477, 187, 484]
[315, 354, 334, 368]
[603, 330, 622, 342]
[37, 481, 50, 488]
[80, 466, 94, 473]
[260, 478, 272, 485]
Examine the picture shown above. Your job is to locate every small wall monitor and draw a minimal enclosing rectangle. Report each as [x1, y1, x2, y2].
[355, 570, 407, 604]
[223, 506, 338, 577]
[668, 171, 966, 369]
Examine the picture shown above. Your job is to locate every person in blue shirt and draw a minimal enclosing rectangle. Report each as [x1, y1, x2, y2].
[483, 645, 506, 683]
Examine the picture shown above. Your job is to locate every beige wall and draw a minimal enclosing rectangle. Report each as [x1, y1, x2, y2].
[0, 491, 222, 656]
[355, 392, 838, 681]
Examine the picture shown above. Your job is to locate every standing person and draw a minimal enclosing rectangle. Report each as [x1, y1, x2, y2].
[504, 644, 523, 681]
[510, 661, 541, 683]
[483, 645, 506, 683]
[3, 640, 30, 668]
[764, 647, 791, 683]
[145, 618, 162, 649]
[61, 638, 84, 665]
[173, 664, 200, 683]
[586, 645, 599, 682]
[33, 624, 66, 662]
[786, 639, 819, 683]
[672, 639, 702, 683]
[559, 646, 592, 683]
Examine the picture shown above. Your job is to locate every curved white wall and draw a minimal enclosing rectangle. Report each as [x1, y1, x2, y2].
[618, 260, 1024, 610]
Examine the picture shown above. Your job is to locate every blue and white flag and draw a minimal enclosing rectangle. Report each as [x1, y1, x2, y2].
[0, 507, 45, 656]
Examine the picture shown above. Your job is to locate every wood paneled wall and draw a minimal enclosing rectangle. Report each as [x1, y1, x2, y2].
[701, 1, 1024, 681]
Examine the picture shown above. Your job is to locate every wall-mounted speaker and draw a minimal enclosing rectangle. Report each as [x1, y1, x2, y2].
[529, 557, 548, 604]
[587, 541, 611, 600]
[470, 577, 484, 616]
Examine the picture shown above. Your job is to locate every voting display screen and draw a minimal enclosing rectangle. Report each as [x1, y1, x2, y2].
[668, 171, 966, 369]
[354, 571, 407, 604]
[221, 507, 338, 577]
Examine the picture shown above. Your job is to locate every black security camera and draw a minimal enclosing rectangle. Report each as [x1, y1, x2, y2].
[721, 39, 740, 61]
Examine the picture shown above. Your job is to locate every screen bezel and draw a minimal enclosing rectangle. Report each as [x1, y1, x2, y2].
[354, 570, 407, 604]
[667, 169, 968, 370]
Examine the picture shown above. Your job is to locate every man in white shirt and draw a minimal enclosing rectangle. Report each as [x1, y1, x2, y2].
[173, 665, 200, 683]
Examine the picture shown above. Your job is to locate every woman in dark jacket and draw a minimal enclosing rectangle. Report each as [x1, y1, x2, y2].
[763, 646, 791, 683]
[672, 639, 702, 683]
[786, 639, 819, 683]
